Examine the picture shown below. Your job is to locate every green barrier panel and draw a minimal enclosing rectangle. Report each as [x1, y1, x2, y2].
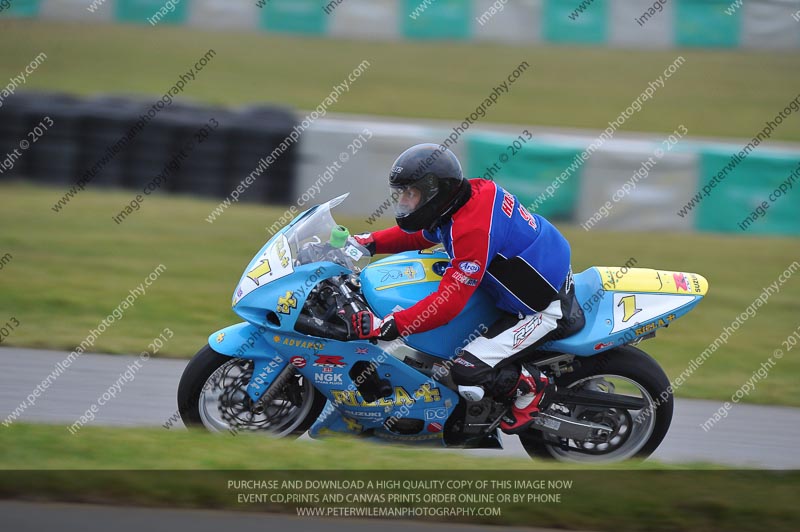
[542, 0, 608, 45]
[675, 0, 741, 48]
[467, 134, 583, 220]
[0, 0, 40, 17]
[696, 149, 800, 235]
[261, 0, 328, 35]
[401, 0, 471, 40]
[115, 0, 188, 25]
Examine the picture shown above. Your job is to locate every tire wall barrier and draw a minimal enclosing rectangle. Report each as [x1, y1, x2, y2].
[0, 91, 299, 204]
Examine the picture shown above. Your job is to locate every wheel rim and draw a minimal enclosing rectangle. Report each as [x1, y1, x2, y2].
[542, 374, 657, 463]
[197, 358, 315, 437]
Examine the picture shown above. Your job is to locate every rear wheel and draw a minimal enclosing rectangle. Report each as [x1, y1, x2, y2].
[520, 346, 672, 462]
[178, 345, 326, 437]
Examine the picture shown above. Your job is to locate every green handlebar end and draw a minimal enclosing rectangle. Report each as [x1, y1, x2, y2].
[330, 225, 350, 248]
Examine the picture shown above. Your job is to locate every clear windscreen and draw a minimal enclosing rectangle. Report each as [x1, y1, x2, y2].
[233, 194, 371, 307]
[284, 193, 371, 272]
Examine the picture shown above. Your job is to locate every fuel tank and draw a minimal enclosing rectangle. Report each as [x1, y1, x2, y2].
[360, 250, 502, 359]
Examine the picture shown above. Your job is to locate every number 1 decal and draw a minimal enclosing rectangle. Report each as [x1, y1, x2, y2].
[247, 259, 272, 285]
[618, 295, 642, 322]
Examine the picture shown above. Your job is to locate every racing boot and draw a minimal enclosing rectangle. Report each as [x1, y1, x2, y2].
[499, 368, 553, 434]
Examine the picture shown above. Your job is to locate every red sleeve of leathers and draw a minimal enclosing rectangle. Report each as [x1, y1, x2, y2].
[392, 228, 490, 336]
[372, 225, 437, 254]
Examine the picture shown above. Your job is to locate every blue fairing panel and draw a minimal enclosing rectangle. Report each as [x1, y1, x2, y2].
[361, 251, 503, 360]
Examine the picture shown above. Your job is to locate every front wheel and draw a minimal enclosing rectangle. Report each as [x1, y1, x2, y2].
[177, 345, 326, 437]
[521, 345, 673, 463]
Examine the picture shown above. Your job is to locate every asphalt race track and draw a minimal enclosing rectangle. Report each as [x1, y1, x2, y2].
[2, 347, 799, 469]
[0, 500, 562, 532]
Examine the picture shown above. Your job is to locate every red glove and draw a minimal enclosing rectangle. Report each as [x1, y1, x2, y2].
[351, 311, 399, 341]
[353, 233, 376, 256]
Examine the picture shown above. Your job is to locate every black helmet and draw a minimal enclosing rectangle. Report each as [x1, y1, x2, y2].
[389, 144, 471, 233]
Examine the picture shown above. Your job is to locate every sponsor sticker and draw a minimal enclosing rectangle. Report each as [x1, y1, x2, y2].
[236, 235, 294, 304]
[342, 417, 363, 432]
[272, 336, 325, 350]
[501, 191, 514, 218]
[345, 410, 383, 418]
[458, 261, 481, 275]
[344, 244, 364, 261]
[517, 204, 538, 230]
[424, 407, 447, 420]
[452, 270, 478, 286]
[634, 313, 676, 336]
[314, 355, 347, 368]
[216, 332, 225, 343]
[611, 292, 688, 334]
[290, 356, 306, 368]
[314, 373, 343, 385]
[276, 290, 297, 315]
[331, 386, 441, 407]
[673, 273, 689, 292]
[690, 274, 702, 293]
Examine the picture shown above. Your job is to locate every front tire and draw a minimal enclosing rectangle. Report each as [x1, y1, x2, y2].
[521, 345, 673, 462]
[178, 344, 326, 437]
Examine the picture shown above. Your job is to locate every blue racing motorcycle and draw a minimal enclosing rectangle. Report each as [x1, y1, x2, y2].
[178, 194, 708, 462]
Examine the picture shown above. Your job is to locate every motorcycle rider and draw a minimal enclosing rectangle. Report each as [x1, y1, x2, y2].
[351, 143, 583, 434]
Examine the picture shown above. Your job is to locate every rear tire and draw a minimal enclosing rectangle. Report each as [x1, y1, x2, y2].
[521, 345, 673, 462]
[178, 344, 326, 437]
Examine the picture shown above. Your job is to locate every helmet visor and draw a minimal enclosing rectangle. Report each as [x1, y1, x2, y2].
[391, 175, 438, 219]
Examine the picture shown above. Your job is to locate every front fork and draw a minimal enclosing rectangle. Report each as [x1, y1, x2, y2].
[253, 364, 296, 406]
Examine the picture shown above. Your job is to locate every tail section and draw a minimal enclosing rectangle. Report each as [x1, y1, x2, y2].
[544, 267, 708, 356]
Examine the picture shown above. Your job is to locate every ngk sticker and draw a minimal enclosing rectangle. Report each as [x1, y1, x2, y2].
[314, 373, 343, 385]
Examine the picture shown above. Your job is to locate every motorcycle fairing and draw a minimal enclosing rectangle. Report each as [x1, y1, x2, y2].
[594, 266, 708, 296]
[546, 267, 708, 355]
[208, 322, 291, 402]
[234, 261, 351, 330]
[293, 340, 459, 438]
[230, 199, 327, 308]
[308, 401, 367, 438]
[215, 258, 352, 402]
[210, 321, 461, 434]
